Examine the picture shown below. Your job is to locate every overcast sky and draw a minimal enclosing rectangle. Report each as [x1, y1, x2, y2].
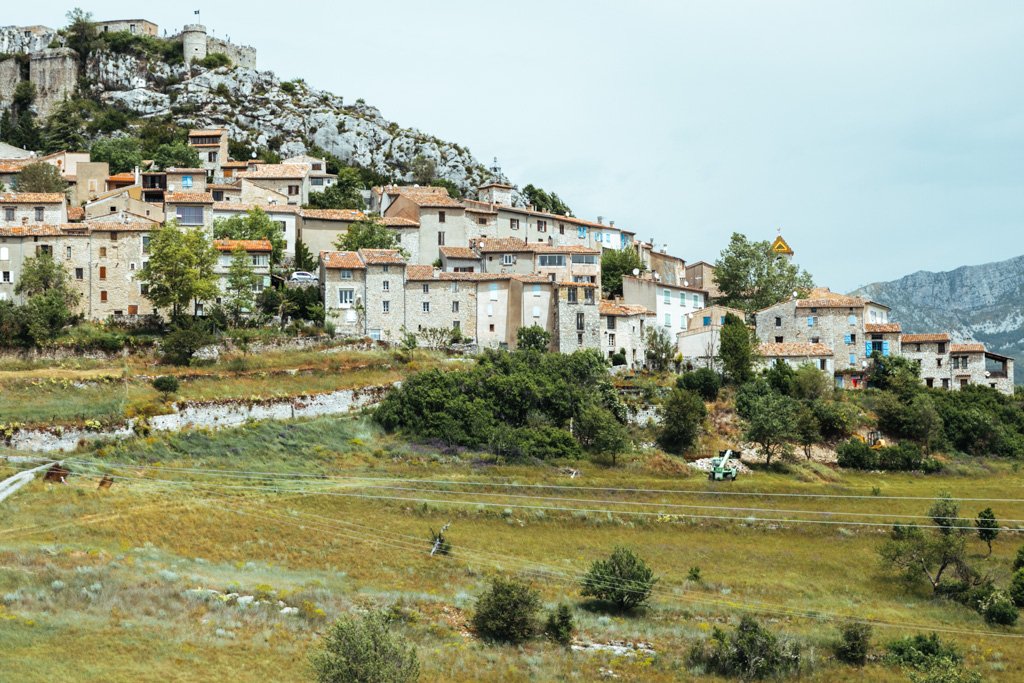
[13, 2, 1024, 291]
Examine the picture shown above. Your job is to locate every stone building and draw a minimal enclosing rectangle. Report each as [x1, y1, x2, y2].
[380, 186, 468, 265]
[684, 261, 721, 300]
[621, 274, 708, 335]
[298, 209, 363, 256]
[188, 129, 229, 181]
[212, 202, 300, 257]
[900, 333, 1014, 394]
[212, 239, 271, 311]
[84, 188, 161, 224]
[94, 20, 158, 37]
[438, 246, 481, 272]
[599, 301, 655, 369]
[0, 193, 68, 226]
[236, 164, 311, 205]
[165, 192, 214, 228]
[177, 24, 257, 69]
[756, 342, 833, 372]
[554, 281, 601, 354]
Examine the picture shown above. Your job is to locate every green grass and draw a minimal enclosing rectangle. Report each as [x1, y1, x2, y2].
[2, 415, 1023, 681]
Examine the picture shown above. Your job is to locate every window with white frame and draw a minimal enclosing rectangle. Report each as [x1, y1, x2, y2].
[340, 269, 352, 280]
[382, 280, 389, 291]
[452, 301, 459, 313]
[502, 254, 514, 266]
[382, 300, 390, 313]
[538, 254, 565, 267]
[339, 289, 354, 305]
[422, 301, 430, 313]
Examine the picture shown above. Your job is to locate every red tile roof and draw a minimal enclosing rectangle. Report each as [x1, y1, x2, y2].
[950, 343, 985, 353]
[901, 333, 951, 343]
[188, 128, 226, 136]
[0, 192, 65, 204]
[383, 185, 464, 208]
[865, 323, 902, 333]
[358, 249, 406, 265]
[599, 301, 654, 317]
[794, 288, 866, 309]
[213, 201, 300, 214]
[476, 237, 533, 253]
[67, 206, 85, 221]
[165, 192, 214, 204]
[214, 239, 272, 252]
[237, 164, 308, 179]
[381, 216, 418, 228]
[321, 251, 365, 269]
[758, 342, 833, 357]
[439, 246, 478, 259]
[300, 208, 364, 221]
[405, 265, 436, 281]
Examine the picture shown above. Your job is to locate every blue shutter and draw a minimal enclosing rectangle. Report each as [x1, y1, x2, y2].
[865, 342, 872, 357]
[620, 233, 627, 248]
[849, 354, 856, 365]
[577, 226, 586, 238]
[807, 316, 813, 327]
[703, 316, 711, 326]
[844, 334, 851, 344]
[882, 340, 890, 357]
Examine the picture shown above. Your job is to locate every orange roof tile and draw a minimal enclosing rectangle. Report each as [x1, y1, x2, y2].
[165, 192, 214, 204]
[461, 199, 635, 234]
[320, 251, 365, 269]
[237, 164, 308, 179]
[795, 288, 866, 309]
[359, 249, 406, 265]
[383, 185, 464, 208]
[476, 237, 533, 253]
[188, 128, 226, 136]
[381, 216, 418, 228]
[300, 208, 364, 221]
[214, 239, 272, 252]
[865, 323, 901, 333]
[67, 206, 85, 221]
[950, 343, 985, 353]
[758, 342, 833, 357]
[405, 265, 436, 281]
[439, 246, 478, 260]
[213, 201, 300, 214]
[0, 192, 65, 204]
[599, 301, 654, 317]
[901, 333, 951, 343]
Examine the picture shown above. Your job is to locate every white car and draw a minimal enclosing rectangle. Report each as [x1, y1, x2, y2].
[288, 271, 317, 283]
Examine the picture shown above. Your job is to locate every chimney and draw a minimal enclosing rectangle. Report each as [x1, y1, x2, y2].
[609, 220, 615, 228]
[597, 215, 604, 224]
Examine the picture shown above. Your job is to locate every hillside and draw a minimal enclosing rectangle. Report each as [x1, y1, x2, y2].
[852, 254, 1024, 384]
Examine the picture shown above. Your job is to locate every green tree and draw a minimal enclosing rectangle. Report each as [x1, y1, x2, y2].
[522, 183, 572, 216]
[869, 353, 922, 396]
[294, 238, 316, 272]
[657, 388, 706, 454]
[719, 313, 755, 384]
[139, 221, 219, 318]
[151, 375, 180, 401]
[795, 404, 820, 460]
[644, 325, 675, 372]
[1, 82, 41, 151]
[472, 576, 541, 644]
[306, 167, 365, 210]
[688, 616, 802, 680]
[573, 403, 630, 464]
[878, 494, 973, 594]
[334, 219, 403, 253]
[834, 622, 872, 666]
[90, 137, 143, 174]
[14, 162, 68, 193]
[40, 100, 87, 153]
[792, 363, 833, 400]
[153, 141, 201, 170]
[581, 546, 657, 611]
[516, 324, 551, 352]
[213, 207, 286, 269]
[600, 246, 645, 297]
[63, 8, 99, 66]
[1010, 569, 1024, 608]
[310, 610, 419, 683]
[742, 390, 798, 467]
[975, 508, 998, 557]
[23, 289, 76, 344]
[678, 367, 721, 401]
[714, 232, 814, 312]
[13, 251, 80, 344]
[409, 154, 436, 185]
[224, 246, 260, 324]
[544, 604, 575, 647]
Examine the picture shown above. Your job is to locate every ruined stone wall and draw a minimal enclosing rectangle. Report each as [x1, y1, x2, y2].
[206, 37, 256, 69]
[0, 59, 22, 113]
[29, 48, 78, 118]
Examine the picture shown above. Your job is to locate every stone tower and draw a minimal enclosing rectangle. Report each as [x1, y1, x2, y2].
[182, 24, 208, 64]
[28, 48, 78, 118]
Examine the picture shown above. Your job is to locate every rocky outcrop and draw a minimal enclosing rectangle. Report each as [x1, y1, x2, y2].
[852, 254, 1024, 383]
[83, 50, 498, 192]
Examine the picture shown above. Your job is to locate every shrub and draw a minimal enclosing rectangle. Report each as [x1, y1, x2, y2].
[678, 367, 721, 401]
[656, 388, 706, 454]
[310, 610, 419, 683]
[836, 438, 941, 472]
[811, 399, 854, 440]
[885, 633, 961, 669]
[573, 404, 630, 464]
[834, 622, 871, 666]
[1014, 546, 1024, 572]
[688, 616, 801, 680]
[980, 590, 1018, 626]
[906, 658, 982, 683]
[151, 375, 180, 397]
[515, 324, 551, 352]
[471, 577, 541, 644]
[1009, 569, 1024, 608]
[161, 320, 216, 366]
[196, 52, 231, 69]
[580, 546, 657, 611]
[543, 604, 575, 646]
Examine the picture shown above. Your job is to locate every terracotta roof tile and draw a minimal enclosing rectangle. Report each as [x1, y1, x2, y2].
[165, 192, 214, 204]
[67, 206, 85, 221]
[533, 243, 601, 254]
[300, 208, 364, 221]
[476, 237, 533, 253]
[758, 342, 833, 357]
[901, 333, 951, 343]
[237, 164, 308, 179]
[950, 343, 986, 353]
[0, 225, 65, 236]
[381, 216, 418, 228]
[188, 128, 226, 136]
[439, 246, 478, 259]
[461, 199, 634, 234]
[865, 323, 902, 333]
[214, 239, 272, 252]
[0, 221, 155, 237]
[599, 301, 654, 317]
[383, 185, 463, 208]
[795, 288, 866, 308]
[405, 265, 436, 281]
[0, 192, 65, 204]
[320, 251, 365, 269]
[358, 249, 406, 265]
[213, 201, 300, 214]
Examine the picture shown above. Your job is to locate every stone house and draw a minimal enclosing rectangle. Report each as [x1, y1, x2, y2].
[438, 246, 481, 272]
[187, 129, 229, 181]
[899, 333, 952, 389]
[756, 342, 834, 372]
[0, 193, 68, 226]
[72, 161, 112, 205]
[282, 154, 337, 194]
[84, 188, 161, 224]
[381, 186, 468, 265]
[676, 304, 745, 369]
[684, 261, 720, 300]
[165, 168, 208, 195]
[900, 334, 1014, 394]
[236, 164, 311, 205]
[461, 197, 635, 251]
[636, 241, 687, 287]
[476, 237, 537, 275]
[599, 301, 655, 369]
[298, 209, 363, 257]
[554, 281, 601, 354]
[321, 250, 368, 338]
[212, 239, 271, 309]
[94, 19, 158, 37]
[621, 274, 708, 335]
[165, 192, 214, 229]
[321, 249, 409, 342]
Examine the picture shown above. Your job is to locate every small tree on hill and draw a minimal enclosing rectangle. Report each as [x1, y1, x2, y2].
[409, 154, 437, 184]
[657, 388, 705, 454]
[334, 218, 404, 254]
[878, 493, 973, 594]
[718, 313, 755, 384]
[306, 167, 365, 210]
[794, 405, 820, 460]
[213, 207, 286, 270]
[573, 403, 630, 465]
[225, 246, 260, 324]
[713, 232, 813, 312]
[310, 610, 419, 683]
[645, 326, 675, 372]
[294, 238, 316, 272]
[580, 547, 658, 611]
[472, 576, 541, 644]
[742, 391, 798, 467]
[14, 162, 67, 193]
[516, 324, 551, 352]
[975, 508, 999, 557]
[15, 253, 80, 344]
[139, 221, 219, 319]
[600, 246, 645, 298]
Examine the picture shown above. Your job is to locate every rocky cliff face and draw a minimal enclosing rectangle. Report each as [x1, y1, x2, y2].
[84, 50, 497, 191]
[852, 255, 1024, 384]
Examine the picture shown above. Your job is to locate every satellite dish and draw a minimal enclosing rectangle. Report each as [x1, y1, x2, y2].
[631, 268, 640, 276]
[792, 290, 798, 299]
[861, 361, 868, 369]
[683, 279, 689, 287]
[251, 151, 257, 159]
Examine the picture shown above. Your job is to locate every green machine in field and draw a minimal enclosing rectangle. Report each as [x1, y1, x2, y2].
[708, 449, 739, 481]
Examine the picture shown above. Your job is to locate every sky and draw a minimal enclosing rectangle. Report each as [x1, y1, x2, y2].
[12, 2, 1024, 291]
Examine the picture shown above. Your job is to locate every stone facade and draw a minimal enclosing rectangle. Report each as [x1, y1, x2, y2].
[0, 193, 67, 226]
[621, 275, 708, 335]
[554, 282, 600, 354]
[599, 301, 655, 369]
[28, 48, 78, 118]
[900, 334, 1014, 394]
[94, 20, 158, 37]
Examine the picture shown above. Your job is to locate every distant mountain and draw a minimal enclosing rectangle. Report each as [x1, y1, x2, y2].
[851, 255, 1024, 384]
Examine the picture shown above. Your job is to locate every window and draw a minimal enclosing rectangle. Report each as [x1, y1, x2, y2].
[937, 358, 943, 368]
[422, 301, 430, 313]
[130, 262, 136, 271]
[679, 292, 685, 305]
[251, 254, 269, 267]
[487, 304, 494, 317]
[274, 221, 286, 234]
[937, 342, 946, 354]
[312, 163, 323, 171]
[537, 220, 546, 232]
[128, 305, 138, 316]
[559, 224, 565, 235]
[452, 301, 459, 313]
[288, 185, 300, 196]
[532, 306, 541, 318]
[849, 353, 857, 365]
[664, 314, 671, 327]
[489, 324, 495, 332]
[538, 254, 565, 267]
[502, 254, 515, 266]
[142, 236, 151, 254]
[607, 316, 616, 330]
[510, 218, 520, 230]
[369, 329, 382, 341]
[3, 207, 12, 221]
[382, 300, 390, 313]
[99, 266, 107, 280]
[489, 283, 499, 301]
[608, 333, 616, 347]
[99, 247, 107, 258]
[584, 288, 594, 304]
[181, 176, 193, 189]
[208, 151, 217, 162]
[807, 316, 817, 327]
[422, 283, 430, 293]
[339, 289, 354, 305]
[567, 287, 578, 303]
[703, 315, 712, 326]
[942, 378, 950, 389]
[340, 269, 352, 280]
[451, 281, 459, 293]
[775, 336, 783, 343]
[571, 254, 596, 264]
[36, 245, 52, 256]
[576, 312, 585, 331]
[1, 271, 9, 283]
[663, 289, 671, 304]
[438, 211, 446, 223]
[532, 284, 541, 297]
[100, 290, 107, 303]
[311, 177, 324, 186]
[453, 320, 460, 330]
[382, 265, 390, 273]
[811, 336, 820, 344]
[478, 217, 487, 225]
[175, 206, 204, 225]
[382, 280, 390, 292]
[848, 315, 856, 325]
[577, 333, 584, 344]
[34, 207, 44, 221]
[692, 294, 700, 307]
[66, 246, 72, 259]
[437, 231, 445, 246]
[577, 226, 587, 239]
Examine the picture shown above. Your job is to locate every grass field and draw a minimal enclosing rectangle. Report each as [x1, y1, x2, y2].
[2, 415, 1023, 682]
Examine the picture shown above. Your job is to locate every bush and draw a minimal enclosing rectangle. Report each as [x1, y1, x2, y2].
[516, 324, 551, 352]
[657, 388, 706, 454]
[1009, 569, 1024, 608]
[580, 546, 657, 611]
[678, 368, 721, 401]
[310, 610, 419, 683]
[980, 590, 1019, 626]
[63, 323, 127, 352]
[834, 622, 871, 666]
[688, 616, 801, 680]
[885, 633, 961, 669]
[161, 320, 216, 366]
[907, 658, 982, 683]
[151, 375, 180, 396]
[573, 404, 630, 464]
[836, 438, 942, 472]
[811, 399, 854, 440]
[196, 52, 231, 69]
[1014, 546, 1024, 572]
[471, 577, 541, 644]
[543, 604, 575, 646]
